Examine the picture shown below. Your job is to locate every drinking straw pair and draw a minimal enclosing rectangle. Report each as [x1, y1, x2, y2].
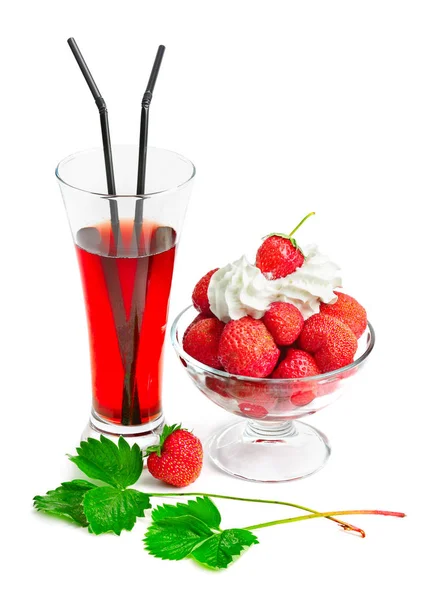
[67, 39, 166, 425]
[67, 38, 165, 247]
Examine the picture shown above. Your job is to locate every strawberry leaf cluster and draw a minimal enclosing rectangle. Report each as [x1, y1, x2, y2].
[35, 436, 151, 535]
[33, 435, 258, 569]
[33, 434, 404, 570]
[144, 497, 258, 569]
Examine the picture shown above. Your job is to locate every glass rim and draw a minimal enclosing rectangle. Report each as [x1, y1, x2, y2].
[55, 145, 196, 199]
[170, 305, 376, 383]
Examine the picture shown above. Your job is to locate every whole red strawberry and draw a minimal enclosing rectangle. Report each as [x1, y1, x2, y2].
[272, 348, 320, 379]
[272, 348, 320, 406]
[299, 313, 357, 373]
[146, 424, 203, 487]
[320, 291, 367, 339]
[256, 213, 314, 279]
[263, 302, 304, 345]
[192, 269, 219, 316]
[218, 316, 280, 377]
[183, 317, 224, 369]
[183, 313, 208, 337]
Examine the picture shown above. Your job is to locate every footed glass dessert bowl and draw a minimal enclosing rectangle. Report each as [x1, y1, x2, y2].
[171, 306, 375, 482]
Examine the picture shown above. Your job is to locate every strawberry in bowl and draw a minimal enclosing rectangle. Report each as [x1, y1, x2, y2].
[171, 214, 375, 482]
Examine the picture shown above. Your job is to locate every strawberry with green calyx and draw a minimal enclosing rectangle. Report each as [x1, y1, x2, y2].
[146, 424, 203, 488]
[256, 212, 315, 279]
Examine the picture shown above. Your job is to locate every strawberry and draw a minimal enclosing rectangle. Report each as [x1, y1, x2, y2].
[272, 348, 320, 379]
[263, 302, 304, 345]
[289, 386, 318, 407]
[299, 313, 357, 373]
[320, 291, 367, 339]
[317, 378, 340, 397]
[229, 379, 278, 417]
[183, 317, 224, 369]
[272, 348, 320, 406]
[183, 313, 208, 338]
[256, 236, 304, 280]
[256, 212, 314, 279]
[237, 402, 271, 419]
[192, 268, 219, 316]
[229, 379, 277, 401]
[218, 316, 280, 378]
[205, 375, 232, 399]
[146, 424, 203, 487]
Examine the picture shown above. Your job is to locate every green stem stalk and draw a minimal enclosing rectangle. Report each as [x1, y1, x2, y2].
[149, 492, 366, 537]
[243, 510, 406, 532]
[288, 211, 315, 237]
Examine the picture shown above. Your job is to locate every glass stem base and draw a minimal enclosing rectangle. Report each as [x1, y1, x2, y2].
[208, 419, 331, 482]
[81, 411, 165, 449]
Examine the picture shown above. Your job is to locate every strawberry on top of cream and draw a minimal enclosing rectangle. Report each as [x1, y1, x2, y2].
[208, 245, 341, 323]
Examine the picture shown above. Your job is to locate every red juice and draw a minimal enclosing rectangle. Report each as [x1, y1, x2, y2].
[75, 219, 176, 425]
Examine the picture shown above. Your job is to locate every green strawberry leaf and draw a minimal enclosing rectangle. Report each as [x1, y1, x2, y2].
[145, 498, 257, 569]
[152, 496, 221, 530]
[83, 486, 151, 535]
[144, 497, 259, 569]
[33, 480, 97, 526]
[192, 529, 259, 570]
[144, 515, 214, 560]
[69, 436, 142, 489]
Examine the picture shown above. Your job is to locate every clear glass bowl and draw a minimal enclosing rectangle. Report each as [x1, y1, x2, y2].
[171, 306, 375, 482]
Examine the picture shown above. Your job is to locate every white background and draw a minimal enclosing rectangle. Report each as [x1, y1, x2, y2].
[1, 1, 422, 598]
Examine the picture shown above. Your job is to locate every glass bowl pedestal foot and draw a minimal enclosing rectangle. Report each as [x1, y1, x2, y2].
[208, 419, 331, 482]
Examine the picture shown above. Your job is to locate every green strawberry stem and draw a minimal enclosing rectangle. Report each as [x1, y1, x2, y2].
[149, 492, 365, 537]
[243, 510, 406, 532]
[288, 211, 315, 238]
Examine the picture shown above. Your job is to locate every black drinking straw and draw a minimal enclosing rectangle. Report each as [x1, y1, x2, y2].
[121, 45, 165, 424]
[134, 45, 166, 240]
[68, 37, 131, 425]
[67, 37, 120, 249]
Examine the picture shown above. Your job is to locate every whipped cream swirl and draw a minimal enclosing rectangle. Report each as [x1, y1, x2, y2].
[208, 245, 342, 322]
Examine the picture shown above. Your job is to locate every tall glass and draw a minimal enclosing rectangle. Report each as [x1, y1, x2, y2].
[56, 146, 195, 445]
